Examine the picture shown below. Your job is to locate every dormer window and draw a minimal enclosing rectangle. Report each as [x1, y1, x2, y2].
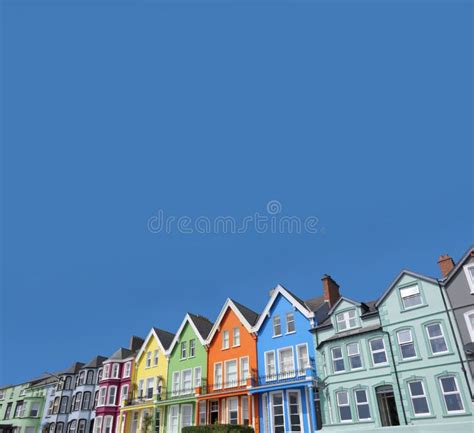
[400, 284, 422, 309]
[336, 310, 357, 331]
[463, 265, 474, 293]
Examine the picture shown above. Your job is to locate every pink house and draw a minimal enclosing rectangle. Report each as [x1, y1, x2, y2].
[94, 337, 143, 433]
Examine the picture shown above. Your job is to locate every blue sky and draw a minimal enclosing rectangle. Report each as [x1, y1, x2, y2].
[1, 0, 472, 385]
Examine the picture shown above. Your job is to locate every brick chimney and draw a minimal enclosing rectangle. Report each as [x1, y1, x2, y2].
[322, 274, 341, 307]
[438, 254, 455, 277]
[129, 336, 144, 352]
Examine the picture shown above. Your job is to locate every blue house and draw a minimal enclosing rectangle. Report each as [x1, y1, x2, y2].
[250, 279, 340, 433]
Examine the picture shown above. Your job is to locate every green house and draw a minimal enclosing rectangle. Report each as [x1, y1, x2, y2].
[156, 313, 213, 433]
[313, 270, 473, 432]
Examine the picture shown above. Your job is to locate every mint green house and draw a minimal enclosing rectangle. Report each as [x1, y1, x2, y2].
[156, 313, 213, 433]
[313, 270, 473, 432]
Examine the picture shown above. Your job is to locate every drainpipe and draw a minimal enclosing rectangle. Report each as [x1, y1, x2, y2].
[307, 382, 317, 432]
[382, 330, 408, 425]
[437, 281, 474, 399]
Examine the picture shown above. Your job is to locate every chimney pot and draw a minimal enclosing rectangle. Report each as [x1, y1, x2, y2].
[322, 274, 341, 307]
[437, 254, 455, 277]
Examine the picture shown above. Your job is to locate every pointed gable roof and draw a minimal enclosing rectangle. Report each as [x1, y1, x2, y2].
[83, 356, 107, 369]
[136, 327, 175, 362]
[167, 313, 214, 354]
[375, 269, 438, 307]
[441, 246, 474, 285]
[107, 348, 135, 361]
[206, 298, 259, 344]
[253, 284, 314, 332]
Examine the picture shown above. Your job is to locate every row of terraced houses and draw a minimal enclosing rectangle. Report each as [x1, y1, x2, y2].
[1, 247, 474, 433]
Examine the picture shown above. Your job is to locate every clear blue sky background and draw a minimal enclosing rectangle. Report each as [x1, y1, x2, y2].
[1, 0, 472, 385]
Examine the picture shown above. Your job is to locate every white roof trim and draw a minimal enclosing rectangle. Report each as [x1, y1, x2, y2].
[135, 328, 167, 362]
[166, 314, 207, 356]
[205, 298, 255, 345]
[252, 284, 313, 332]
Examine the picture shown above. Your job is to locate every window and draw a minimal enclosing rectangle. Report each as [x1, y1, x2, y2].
[52, 397, 60, 414]
[124, 362, 131, 378]
[104, 365, 110, 379]
[347, 343, 362, 370]
[369, 338, 388, 365]
[286, 312, 295, 333]
[225, 360, 238, 387]
[47, 400, 54, 415]
[241, 396, 249, 425]
[426, 323, 448, 354]
[146, 378, 154, 399]
[67, 420, 77, 433]
[108, 386, 117, 405]
[172, 372, 180, 396]
[97, 370, 103, 384]
[296, 344, 309, 374]
[112, 364, 120, 378]
[194, 367, 202, 388]
[168, 406, 179, 433]
[465, 311, 474, 342]
[4, 403, 12, 419]
[271, 392, 285, 433]
[233, 328, 240, 346]
[354, 389, 371, 420]
[120, 385, 129, 403]
[64, 376, 72, 390]
[278, 347, 295, 377]
[146, 352, 151, 368]
[182, 369, 192, 394]
[439, 376, 464, 413]
[400, 284, 422, 309]
[60, 396, 69, 414]
[103, 417, 112, 433]
[331, 347, 345, 373]
[77, 420, 86, 433]
[56, 423, 64, 433]
[181, 342, 187, 359]
[153, 350, 159, 366]
[408, 381, 430, 416]
[93, 417, 102, 433]
[78, 372, 85, 385]
[336, 310, 357, 331]
[189, 340, 196, 357]
[463, 264, 474, 293]
[273, 315, 282, 337]
[98, 388, 107, 406]
[86, 371, 94, 384]
[199, 401, 206, 425]
[265, 351, 276, 379]
[227, 398, 238, 425]
[214, 363, 223, 389]
[74, 392, 82, 411]
[222, 331, 230, 349]
[397, 329, 417, 360]
[82, 392, 91, 410]
[30, 402, 40, 417]
[181, 405, 193, 428]
[210, 401, 219, 424]
[138, 380, 144, 398]
[0, 390, 4, 400]
[14, 401, 24, 417]
[337, 391, 352, 422]
[287, 390, 302, 431]
[93, 391, 99, 409]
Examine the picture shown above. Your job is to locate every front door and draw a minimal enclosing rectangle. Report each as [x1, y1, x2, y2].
[168, 406, 179, 433]
[376, 386, 400, 427]
[130, 412, 138, 433]
[270, 391, 285, 433]
[209, 400, 219, 424]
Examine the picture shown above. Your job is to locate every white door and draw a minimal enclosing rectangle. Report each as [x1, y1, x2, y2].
[168, 406, 179, 433]
[271, 392, 285, 433]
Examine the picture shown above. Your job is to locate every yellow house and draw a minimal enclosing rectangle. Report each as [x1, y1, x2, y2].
[119, 327, 175, 433]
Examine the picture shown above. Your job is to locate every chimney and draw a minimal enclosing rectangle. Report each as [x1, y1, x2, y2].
[129, 336, 144, 352]
[322, 274, 341, 307]
[438, 254, 455, 277]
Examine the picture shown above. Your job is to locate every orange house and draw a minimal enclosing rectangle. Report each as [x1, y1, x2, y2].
[196, 298, 259, 432]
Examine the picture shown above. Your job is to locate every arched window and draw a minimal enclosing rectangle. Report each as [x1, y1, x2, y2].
[60, 396, 69, 414]
[52, 397, 60, 414]
[97, 369, 103, 384]
[64, 377, 72, 390]
[86, 371, 94, 385]
[82, 392, 91, 411]
[49, 423, 55, 433]
[56, 424, 64, 433]
[67, 421, 77, 433]
[79, 372, 85, 386]
[93, 391, 99, 409]
[77, 420, 86, 433]
[74, 392, 83, 411]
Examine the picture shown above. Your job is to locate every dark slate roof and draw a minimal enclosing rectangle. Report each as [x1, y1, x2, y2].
[231, 299, 259, 326]
[317, 324, 382, 348]
[83, 356, 107, 369]
[188, 313, 214, 340]
[304, 295, 326, 312]
[153, 328, 175, 351]
[60, 362, 85, 375]
[361, 300, 378, 316]
[441, 246, 474, 285]
[108, 348, 135, 361]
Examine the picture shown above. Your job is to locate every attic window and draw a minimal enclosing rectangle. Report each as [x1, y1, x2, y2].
[400, 284, 422, 309]
[463, 265, 474, 294]
[336, 310, 357, 331]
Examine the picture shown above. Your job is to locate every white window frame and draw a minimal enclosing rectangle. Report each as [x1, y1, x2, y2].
[439, 376, 465, 414]
[273, 315, 282, 337]
[463, 264, 474, 294]
[153, 350, 159, 366]
[227, 397, 238, 425]
[94, 417, 102, 433]
[232, 327, 240, 347]
[120, 385, 129, 404]
[285, 312, 295, 334]
[265, 350, 277, 380]
[112, 364, 120, 379]
[189, 339, 196, 358]
[145, 352, 151, 368]
[241, 396, 249, 425]
[146, 378, 154, 399]
[408, 380, 430, 416]
[296, 343, 310, 374]
[171, 372, 180, 397]
[347, 342, 362, 370]
[331, 347, 345, 373]
[213, 363, 223, 390]
[425, 323, 449, 355]
[400, 284, 423, 309]
[369, 338, 388, 366]
[354, 389, 371, 421]
[181, 369, 193, 395]
[239, 356, 249, 385]
[270, 391, 286, 432]
[168, 405, 179, 433]
[286, 390, 303, 431]
[138, 380, 144, 398]
[198, 401, 206, 425]
[103, 416, 113, 433]
[180, 404, 193, 429]
[194, 366, 202, 388]
[278, 346, 295, 378]
[336, 391, 352, 423]
[107, 386, 117, 406]
[464, 310, 474, 342]
[104, 365, 110, 379]
[98, 387, 107, 406]
[397, 329, 417, 360]
[336, 310, 357, 331]
[224, 359, 238, 388]
[222, 330, 230, 349]
[180, 342, 187, 360]
[123, 362, 131, 378]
